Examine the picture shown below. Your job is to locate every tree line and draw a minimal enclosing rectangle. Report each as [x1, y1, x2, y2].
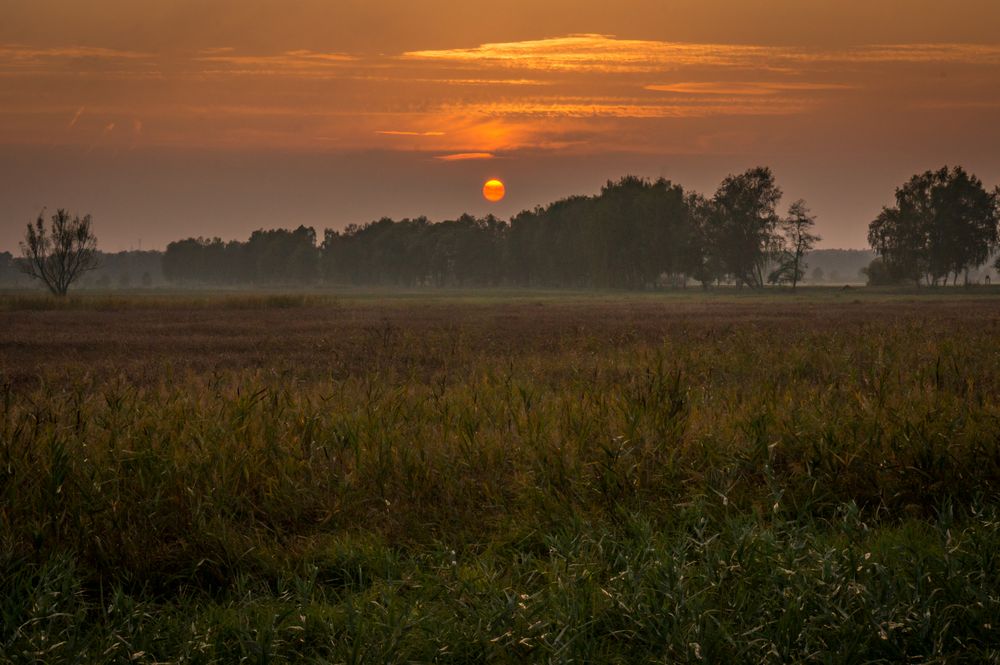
[162, 225, 319, 285]
[164, 167, 823, 289]
[16, 165, 1000, 294]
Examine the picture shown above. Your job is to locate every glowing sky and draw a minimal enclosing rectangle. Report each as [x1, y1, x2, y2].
[2, 1, 1000, 250]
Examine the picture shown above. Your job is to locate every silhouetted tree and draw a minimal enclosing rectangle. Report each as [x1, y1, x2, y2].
[504, 176, 703, 289]
[705, 167, 782, 288]
[19, 209, 99, 295]
[0, 252, 17, 285]
[769, 200, 820, 289]
[163, 227, 318, 285]
[163, 237, 227, 284]
[992, 186, 1000, 276]
[861, 257, 898, 286]
[869, 167, 999, 286]
[685, 192, 717, 287]
[245, 225, 318, 284]
[594, 176, 694, 288]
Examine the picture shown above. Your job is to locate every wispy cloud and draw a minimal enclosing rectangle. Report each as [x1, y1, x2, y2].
[646, 82, 855, 96]
[196, 50, 356, 65]
[426, 78, 548, 86]
[435, 152, 495, 161]
[820, 43, 1000, 64]
[283, 50, 357, 62]
[194, 49, 357, 76]
[0, 44, 156, 80]
[404, 35, 1000, 72]
[376, 130, 446, 137]
[404, 34, 787, 72]
[438, 97, 808, 119]
[914, 100, 1000, 110]
[0, 44, 151, 61]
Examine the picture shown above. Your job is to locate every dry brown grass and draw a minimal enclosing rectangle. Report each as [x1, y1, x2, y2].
[4, 295, 999, 381]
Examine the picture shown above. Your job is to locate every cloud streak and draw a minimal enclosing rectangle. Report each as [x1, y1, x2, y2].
[404, 34, 788, 72]
[404, 35, 1000, 72]
[645, 82, 855, 96]
[816, 43, 1000, 64]
[437, 97, 810, 119]
[435, 152, 495, 161]
[193, 49, 358, 77]
[0, 45, 151, 61]
[377, 130, 447, 137]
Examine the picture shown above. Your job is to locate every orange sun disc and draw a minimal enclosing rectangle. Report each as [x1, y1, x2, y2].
[483, 178, 505, 202]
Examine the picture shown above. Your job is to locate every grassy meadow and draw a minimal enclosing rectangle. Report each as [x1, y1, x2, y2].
[2, 289, 1000, 663]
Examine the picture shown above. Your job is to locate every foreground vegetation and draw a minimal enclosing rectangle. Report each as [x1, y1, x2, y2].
[2, 293, 1000, 662]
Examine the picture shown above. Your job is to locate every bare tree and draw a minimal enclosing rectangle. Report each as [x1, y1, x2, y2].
[19, 209, 99, 295]
[770, 200, 820, 289]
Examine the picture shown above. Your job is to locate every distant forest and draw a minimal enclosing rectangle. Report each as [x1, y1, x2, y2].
[158, 168, 873, 290]
[5, 165, 997, 290]
[0, 250, 165, 290]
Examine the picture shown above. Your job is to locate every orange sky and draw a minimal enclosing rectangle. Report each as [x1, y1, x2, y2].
[2, 0, 1000, 250]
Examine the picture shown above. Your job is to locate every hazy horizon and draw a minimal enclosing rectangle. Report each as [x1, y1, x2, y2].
[3, 0, 1000, 252]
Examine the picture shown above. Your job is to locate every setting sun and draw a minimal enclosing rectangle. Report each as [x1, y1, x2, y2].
[483, 178, 506, 202]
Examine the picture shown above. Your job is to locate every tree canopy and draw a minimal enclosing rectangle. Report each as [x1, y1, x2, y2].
[163, 225, 318, 285]
[704, 167, 783, 288]
[868, 166, 999, 285]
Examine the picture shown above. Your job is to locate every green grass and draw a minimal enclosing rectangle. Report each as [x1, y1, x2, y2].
[1, 293, 999, 662]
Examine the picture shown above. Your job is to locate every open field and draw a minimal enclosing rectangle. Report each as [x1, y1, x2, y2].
[2, 291, 1000, 662]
